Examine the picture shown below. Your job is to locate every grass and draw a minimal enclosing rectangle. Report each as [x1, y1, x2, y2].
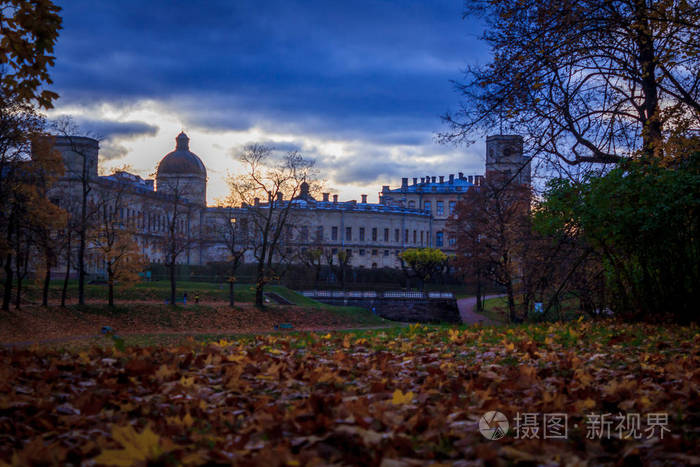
[477, 295, 583, 323]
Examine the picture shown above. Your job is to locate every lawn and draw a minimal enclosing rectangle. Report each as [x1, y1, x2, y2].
[478, 295, 582, 323]
[1, 320, 696, 465]
[0, 285, 387, 345]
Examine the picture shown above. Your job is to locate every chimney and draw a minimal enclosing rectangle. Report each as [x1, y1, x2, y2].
[333, 194, 338, 203]
[412, 177, 417, 185]
[458, 172, 464, 179]
[432, 176, 436, 183]
[420, 177, 425, 184]
[439, 175, 444, 183]
[276, 192, 283, 201]
[401, 177, 408, 188]
[322, 192, 329, 202]
[254, 197, 260, 206]
[468, 175, 473, 183]
[361, 194, 367, 203]
[382, 185, 390, 192]
[449, 174, 454, 183]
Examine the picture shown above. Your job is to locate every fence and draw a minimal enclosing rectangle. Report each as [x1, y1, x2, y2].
[301, 290, 454, 300]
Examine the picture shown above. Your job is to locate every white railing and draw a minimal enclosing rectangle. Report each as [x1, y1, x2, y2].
[300, 290, 454, 299]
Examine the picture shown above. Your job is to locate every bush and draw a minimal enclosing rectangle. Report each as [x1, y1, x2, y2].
[537, 154, 700, 322]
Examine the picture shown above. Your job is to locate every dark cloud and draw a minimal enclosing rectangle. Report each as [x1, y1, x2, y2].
[56, 117, 159, 141]
[52, 0, 486, 140]
[99, 142, 130, 161]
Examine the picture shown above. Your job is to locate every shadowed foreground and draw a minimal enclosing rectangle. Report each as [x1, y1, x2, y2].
[0, 321, 697, 465]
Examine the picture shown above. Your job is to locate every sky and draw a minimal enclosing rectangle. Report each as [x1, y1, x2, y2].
[48, 0, 491, 204]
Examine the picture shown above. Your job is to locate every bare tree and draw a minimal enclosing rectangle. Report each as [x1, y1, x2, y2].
[28, 135, 66, 307]
[212, 206, 247, 307]
[91, 177, 148, 307]
[441, 0, 700, 164]
[157, 177, 196, 306]
[227, 144, 315, 307]
[451, 176, 531, 322]
[51, 117, 100, 305]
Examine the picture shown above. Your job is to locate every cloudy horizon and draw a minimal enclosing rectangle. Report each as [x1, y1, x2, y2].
[48, 0, 491, 203]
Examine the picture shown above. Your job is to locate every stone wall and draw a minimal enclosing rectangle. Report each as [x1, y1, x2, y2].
[314, 297, 461, 324]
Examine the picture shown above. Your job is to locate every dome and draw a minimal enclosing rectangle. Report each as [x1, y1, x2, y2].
[156, 132, 207, 178]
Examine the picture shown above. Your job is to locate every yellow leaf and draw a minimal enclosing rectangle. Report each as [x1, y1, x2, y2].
[154, 365, 175, 380]
[94, 425, 164, 466]
[574, 398, 596, 413]
[322, 333, 332, 339]
[504, 342, 515, 352]
[180, 376, 195, 387]
[391, 389, 415, 405]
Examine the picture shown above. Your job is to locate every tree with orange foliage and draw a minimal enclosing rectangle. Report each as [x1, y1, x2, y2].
[450, 175, 531, 322]
[91, 180, 147, 307]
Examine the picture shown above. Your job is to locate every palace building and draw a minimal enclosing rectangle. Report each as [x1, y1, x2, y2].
[47, 132, 527, 275]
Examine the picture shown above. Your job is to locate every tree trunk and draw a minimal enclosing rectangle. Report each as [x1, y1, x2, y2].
[633, 0, 663, 158]
[169, 262, 176, 306]
[2, 253, 12, 311]
[78, 226, 86, 305]
[14, 249, 22, 310]
[475, 272, 483, 312]
[61, 231, 71, 307]
[42, 258, 51, 307]
[107, 262, 114, 307]
[506, 279, 516, 323]
[229, 279, 235, 307]
[255, 258, 265, 308]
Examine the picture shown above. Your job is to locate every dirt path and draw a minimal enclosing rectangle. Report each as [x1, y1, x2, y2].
[457, 294, 504, 325]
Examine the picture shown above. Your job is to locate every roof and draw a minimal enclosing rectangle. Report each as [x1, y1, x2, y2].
[385, 177, 476, 194]
[251, 198, 430, 216]
[156, 132, 207, 178]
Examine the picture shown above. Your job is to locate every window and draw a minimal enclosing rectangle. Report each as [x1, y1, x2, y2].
[332, 248, 338, 255]
[436, 231, 444, 247]
[372, 249, 378, 256]
[346, 227, 352, 241]
[449, 235, 456, 246]
[424, 201, 431, 212]
[394, 229, 399, 242]
[316, 225, 323, 241]
[384, 228, 389, 241]
[301, 225, 309, 242]
[404, 229, 408, 242]
[449, 201, 456, 215]
[359, 249, 365, 256]
[372, 227, 377, 241]
[359, 227, 365, 241]
[413, 230, 416, 244]
[420, 231, 424, 245]
[437, 201, 444, 216]
[346, 249, 352, 257]
[332, 226, 338, 240]
[384, 250, 389, 256]
[408, 200, 415, 208]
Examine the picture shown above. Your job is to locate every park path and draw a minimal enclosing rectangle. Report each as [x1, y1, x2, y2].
[457, 294, 504, 325]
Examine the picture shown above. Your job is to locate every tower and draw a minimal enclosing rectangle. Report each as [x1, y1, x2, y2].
[50, 136, 99, 181]
[485, 135, 530, 186]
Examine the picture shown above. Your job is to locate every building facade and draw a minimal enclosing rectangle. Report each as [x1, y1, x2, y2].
[47, 132, 527, 275]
